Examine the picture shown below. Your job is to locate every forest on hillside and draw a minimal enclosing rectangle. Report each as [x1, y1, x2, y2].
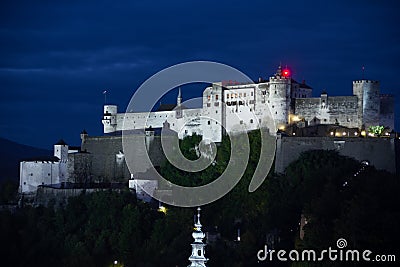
[0, 132, 399, 266]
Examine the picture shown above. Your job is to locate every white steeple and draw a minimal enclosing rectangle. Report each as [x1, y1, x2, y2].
[177, 87, 182, 106]
[188, 207, 208, 267]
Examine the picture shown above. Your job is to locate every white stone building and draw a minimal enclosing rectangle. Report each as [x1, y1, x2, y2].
[19, 140, 69, 194]
[102, 65, 395, 142]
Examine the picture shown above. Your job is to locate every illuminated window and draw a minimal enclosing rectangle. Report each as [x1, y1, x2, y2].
[207, 95, 211, 101]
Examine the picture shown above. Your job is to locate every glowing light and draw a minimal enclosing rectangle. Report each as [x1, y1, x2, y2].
[354, 132, 358, 136]
[282, 68, 290, 77]
[292, 132, 296, 136]
[278, 126, 285, 131]
[292, 115, 301, 122]
[342, 132, 347, 136]
[361, 130, 366, 136]
[158, 206, 167, 214]
[330, 132, 334, 136]
[335, 132, 341, 137]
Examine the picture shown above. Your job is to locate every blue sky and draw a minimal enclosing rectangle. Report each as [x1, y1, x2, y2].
[1, 0, 399, 148]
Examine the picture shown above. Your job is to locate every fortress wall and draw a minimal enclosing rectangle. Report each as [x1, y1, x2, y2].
[81, 136, 129, 182]
[81, 135, 167, 182]
[275, 136, 397, 174]
[295, 96, 359, 128]
[380, 95, 395, 129]
[67, 153, 92, 183]
[35, 186, 124, 207]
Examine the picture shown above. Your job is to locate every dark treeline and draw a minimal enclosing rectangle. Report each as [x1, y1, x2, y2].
[0, 132, 399, 266]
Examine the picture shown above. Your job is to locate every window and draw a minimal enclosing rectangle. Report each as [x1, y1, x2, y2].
[251, 92, 254, 96]
[244, 93, 247, 97]
[216, 94, 219, 100]
[207, 95, 211, 101]
[239, 93, 242, 97]
[240, 120, 243, 124]
[214, 102, 219, 107]
[250, 119, 253, 123]
[208, 121, 211, 125]
[207, 103, 211, 107]
[227, 94, 230, 99]
[185, 130, 188, 134]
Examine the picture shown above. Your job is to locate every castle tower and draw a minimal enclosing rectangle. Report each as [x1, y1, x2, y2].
[80, 129, 88, 142]
[353, 80, 380, 129]
[176, 87, 183, 119]
[102, 105, 118, 133]
[201, 82, 224, 142]
[54, 139, 68, 162]
[188, 207, 208, 267]
[268, 65, 291, 130]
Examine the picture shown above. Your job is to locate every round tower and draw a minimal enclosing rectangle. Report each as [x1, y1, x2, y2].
[268, 65, 291, 130]
[102, 105, 118, 133]
[353, 80, 380, 129]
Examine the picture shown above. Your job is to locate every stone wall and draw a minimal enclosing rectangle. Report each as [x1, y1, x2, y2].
[81, 135, 167, 182]
[275, 135, 398, 174]
[294, 95, 359, 128]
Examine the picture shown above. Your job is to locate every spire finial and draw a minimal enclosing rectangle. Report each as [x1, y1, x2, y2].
[177, 87, 182, 106]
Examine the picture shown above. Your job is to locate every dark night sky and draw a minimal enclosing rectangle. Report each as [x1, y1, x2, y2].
[1, 0, 399, 148]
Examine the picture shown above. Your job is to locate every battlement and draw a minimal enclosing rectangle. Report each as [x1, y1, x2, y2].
[353, 80, 379, 84]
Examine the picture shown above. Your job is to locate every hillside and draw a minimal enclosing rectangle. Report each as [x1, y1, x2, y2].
[0, 137, 52, 182]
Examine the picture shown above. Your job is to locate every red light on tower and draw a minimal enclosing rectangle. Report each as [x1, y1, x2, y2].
[282, 68, 290, 77]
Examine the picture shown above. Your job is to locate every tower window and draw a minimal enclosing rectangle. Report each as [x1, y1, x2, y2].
[250, 119, 253, 123]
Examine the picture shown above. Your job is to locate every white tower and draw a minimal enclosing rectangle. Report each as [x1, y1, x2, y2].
[188, 207, 208, 267]
[268, 65, 291, 130]
[54, 139, 68, 162]
[102, 105, 118, 133]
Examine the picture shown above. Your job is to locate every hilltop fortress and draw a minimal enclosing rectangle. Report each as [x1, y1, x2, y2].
[102, 65, 394, 141]
[20, 65, 398, 198]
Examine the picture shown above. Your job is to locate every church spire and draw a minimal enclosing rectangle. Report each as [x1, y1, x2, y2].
[188, 207, 208, 267]
[177, 87, 182, 106]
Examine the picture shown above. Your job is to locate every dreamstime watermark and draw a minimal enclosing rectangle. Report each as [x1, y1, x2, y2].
[122, 61, 276, 207]
[257, 238, 396, 263]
